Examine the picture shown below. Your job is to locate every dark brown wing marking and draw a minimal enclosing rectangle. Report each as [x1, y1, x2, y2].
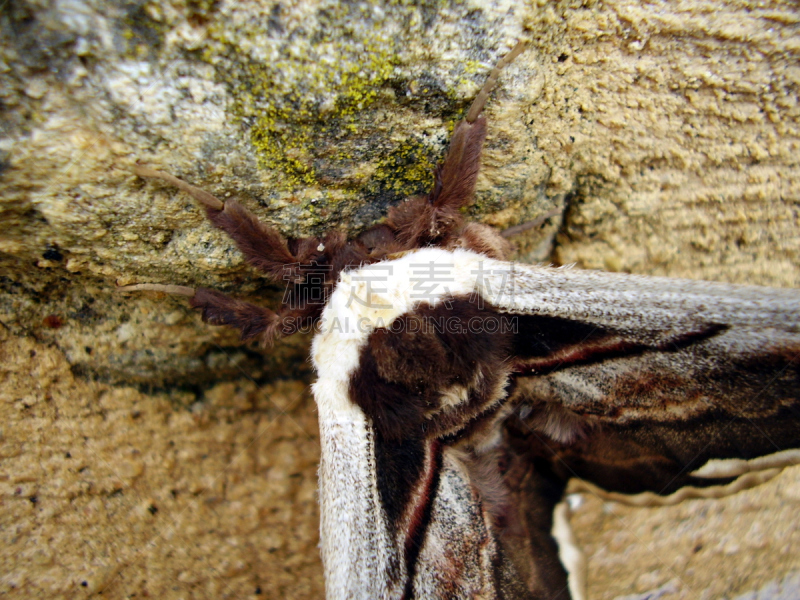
[349, 297, 518, 442]
[514, 343, 800, 495]
[345, 289, 799, 597]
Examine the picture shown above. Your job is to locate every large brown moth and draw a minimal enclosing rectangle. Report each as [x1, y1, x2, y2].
[122, 42, 800, 600]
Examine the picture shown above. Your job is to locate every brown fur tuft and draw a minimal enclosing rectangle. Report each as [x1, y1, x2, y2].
[348, 297, 514, 441]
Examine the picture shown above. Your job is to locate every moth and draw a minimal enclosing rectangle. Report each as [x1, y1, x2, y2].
[122, 42, 800, 599]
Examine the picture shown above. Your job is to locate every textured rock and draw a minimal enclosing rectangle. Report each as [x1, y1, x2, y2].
[733, 571, 800, 600]
[0, 0, 547, 385]
[0, 0, 798, 599]
[550, 2, 800, 286]
[569, 466, 800, 600]
[0, 329, 324, 598]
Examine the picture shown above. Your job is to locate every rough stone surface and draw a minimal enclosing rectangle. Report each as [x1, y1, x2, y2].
[570, 467, 800, 600]
[0, 0, 798, 598]
[0, 328, 323, 599]
[732, 571, 800, 600]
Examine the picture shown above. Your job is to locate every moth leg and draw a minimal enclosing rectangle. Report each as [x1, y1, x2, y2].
[190, 287, 282, 342]
[500, 208, 562, 239]
[134, 166, 312, 282]
[118, 284, 281, 343]
[385, 113, 487, 249]
[116, 283, 196, 296]
[437, 41, 529, 210]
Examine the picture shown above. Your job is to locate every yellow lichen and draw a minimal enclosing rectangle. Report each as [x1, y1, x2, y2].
[201, 20, 401, 192]
[367, 139, 441, 200]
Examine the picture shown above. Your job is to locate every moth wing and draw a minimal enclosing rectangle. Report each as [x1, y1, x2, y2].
[487, 263, 800, 494]
[311, 250, 799, 600]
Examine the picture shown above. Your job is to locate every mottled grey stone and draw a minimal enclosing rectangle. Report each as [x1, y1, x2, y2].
[732, 571, 800, 600]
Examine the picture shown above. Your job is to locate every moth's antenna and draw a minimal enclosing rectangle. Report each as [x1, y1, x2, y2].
[465, 40, 529, 124]
[133, 165, 224, 211]
[500, 208, 561, 238]
[117, 283, 196, 296]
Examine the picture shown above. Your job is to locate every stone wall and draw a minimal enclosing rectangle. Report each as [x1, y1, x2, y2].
[1, 0, 798, 598]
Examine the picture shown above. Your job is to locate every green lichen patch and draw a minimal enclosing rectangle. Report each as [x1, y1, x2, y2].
[365, 136, 442, 204]
[188, 0, 475, 208]
[202, 8, 401, 190]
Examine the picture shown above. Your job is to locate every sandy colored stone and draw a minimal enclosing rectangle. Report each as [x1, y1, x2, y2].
[569, 466, 800, 600]
[548, 2, 800, 288]
[0, 0, 798, 599]
[0, 328, 323, 598]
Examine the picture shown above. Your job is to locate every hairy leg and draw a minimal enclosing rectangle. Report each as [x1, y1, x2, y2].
[118, 283, 282, 343]
[133, 165, 313, 281]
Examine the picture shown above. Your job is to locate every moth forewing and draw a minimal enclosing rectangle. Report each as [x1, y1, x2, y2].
[312, 248, 800, 598]
[311, 248, 558, 598]
[486, 261, 800, 495]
